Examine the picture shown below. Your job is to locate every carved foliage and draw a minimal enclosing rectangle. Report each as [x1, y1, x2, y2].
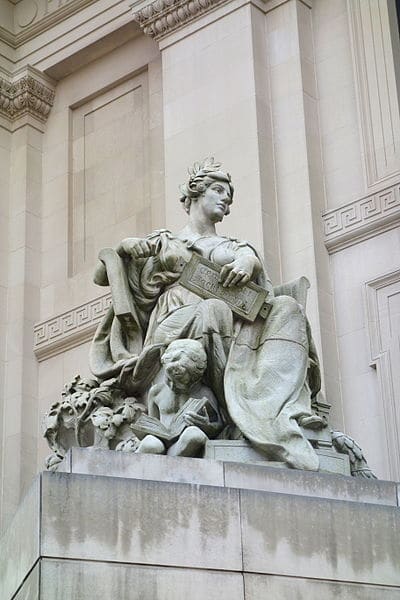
[331, 430, 377, 479]
[43, 374, 145, 469]
[0, 74, 55, 123]
[132, 0, 227, 39]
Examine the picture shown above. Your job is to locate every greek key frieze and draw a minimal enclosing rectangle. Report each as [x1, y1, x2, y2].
[34, 294, 112, 360]
[323, 184, 400, 252]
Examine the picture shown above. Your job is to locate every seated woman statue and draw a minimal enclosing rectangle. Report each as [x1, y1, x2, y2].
[90, 158, 320, 471]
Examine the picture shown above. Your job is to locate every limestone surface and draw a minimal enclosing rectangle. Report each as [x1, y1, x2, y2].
[1, 454, 399, 600]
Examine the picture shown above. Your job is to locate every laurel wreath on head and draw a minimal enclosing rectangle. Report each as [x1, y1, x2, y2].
[179, 157, 231, 201]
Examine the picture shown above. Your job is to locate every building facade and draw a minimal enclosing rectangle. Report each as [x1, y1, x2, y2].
[0, 0, 399, 532]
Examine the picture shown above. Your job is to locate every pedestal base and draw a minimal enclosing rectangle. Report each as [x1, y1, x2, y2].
[204, 439, 351, 475]
[1, 449, 399, 599]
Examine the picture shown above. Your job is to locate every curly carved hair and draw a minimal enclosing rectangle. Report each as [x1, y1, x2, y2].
[179, 157, 234, 214]
[161, 339, 207, 383]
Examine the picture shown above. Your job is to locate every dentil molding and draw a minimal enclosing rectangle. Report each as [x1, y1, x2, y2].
[0, 66, 55, 130]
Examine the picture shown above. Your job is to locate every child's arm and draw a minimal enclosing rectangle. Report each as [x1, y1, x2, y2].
[183, 399, 223, 438]
[147, 384, 162, 420]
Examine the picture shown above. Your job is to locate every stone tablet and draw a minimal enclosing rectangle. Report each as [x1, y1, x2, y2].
[179, 254, 270, 322]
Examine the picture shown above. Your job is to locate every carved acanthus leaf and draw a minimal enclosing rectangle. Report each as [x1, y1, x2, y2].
[0, 73, 55, 123]
[132, 0, 228, 39]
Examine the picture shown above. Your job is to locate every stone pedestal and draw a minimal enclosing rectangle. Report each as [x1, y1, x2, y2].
[204, 439, 351, 475]
[1, 449, 399, 599]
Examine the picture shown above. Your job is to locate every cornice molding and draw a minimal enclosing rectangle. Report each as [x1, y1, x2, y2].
[0, 0, 98, 48]
[322, 182, 400, 253]
[34, 293, 112, 361]
[131, 0, 230, 39]
[0, 66, 55, 129]
[131, 0, 311, 40]
[0, 25, 15, 47]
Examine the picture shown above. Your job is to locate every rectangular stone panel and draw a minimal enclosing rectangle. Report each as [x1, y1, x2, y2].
[64, 447, 225, 487]
[244, 573, 400, 599]
[208, 440, 351, 476]
[224, 461, 398, 506]
[317, 448, 350, 475]
[0, 476, 40, 600]
[348, 0, 400, 185]
[41, 472, 242, 571]
[240, 489, 400, 585]
[14, 563, 39, 600]
[70, 73, 150, 275]
[206, 439, 286, 465]
[40, 558, 244, 600]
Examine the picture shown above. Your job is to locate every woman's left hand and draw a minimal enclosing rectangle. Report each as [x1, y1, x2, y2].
[219, 258, 253, 287]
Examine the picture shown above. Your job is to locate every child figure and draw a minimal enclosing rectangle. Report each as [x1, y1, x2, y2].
[135, 339, 223, 457]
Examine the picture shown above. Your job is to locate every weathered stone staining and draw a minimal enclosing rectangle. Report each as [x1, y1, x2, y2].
[1, 455, 399, 600]
[43, 158, 375, 478]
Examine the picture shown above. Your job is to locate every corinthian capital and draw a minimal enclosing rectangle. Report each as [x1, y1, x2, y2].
[0, 66, 55, 131]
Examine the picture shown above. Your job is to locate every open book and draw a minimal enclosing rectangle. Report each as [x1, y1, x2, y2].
[130, 396, 209, 443]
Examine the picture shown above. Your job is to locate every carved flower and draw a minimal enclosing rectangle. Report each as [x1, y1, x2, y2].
[62, 374, 98, 397]
[90, 406, 125, 440]
[115, 398, 146, 423]
[91, 407, 113, 428]
[71, 391, 91, 410]
[89, 385, 114, 407]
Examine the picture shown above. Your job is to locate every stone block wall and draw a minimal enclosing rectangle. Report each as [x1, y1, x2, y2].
[1, 452, 400, 599]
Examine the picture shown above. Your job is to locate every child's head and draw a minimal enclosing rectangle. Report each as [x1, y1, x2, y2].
[162, 339, 207, 390]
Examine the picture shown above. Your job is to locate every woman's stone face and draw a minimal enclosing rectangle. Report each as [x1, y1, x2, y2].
[197, 181, 232, 223]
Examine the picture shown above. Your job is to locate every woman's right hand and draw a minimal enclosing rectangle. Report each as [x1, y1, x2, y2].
[117, 237, 160, 259]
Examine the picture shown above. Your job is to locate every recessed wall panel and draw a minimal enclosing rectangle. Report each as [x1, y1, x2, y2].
[70, 74, 150, 275]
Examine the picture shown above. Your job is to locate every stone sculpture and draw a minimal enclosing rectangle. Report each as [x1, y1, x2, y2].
[133, 339, 223, 456]
[43, 158, 376, 478]
[331, 431, 377, 478]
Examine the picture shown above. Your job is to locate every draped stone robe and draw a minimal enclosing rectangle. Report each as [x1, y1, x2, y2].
[90, 229, 320, 471]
